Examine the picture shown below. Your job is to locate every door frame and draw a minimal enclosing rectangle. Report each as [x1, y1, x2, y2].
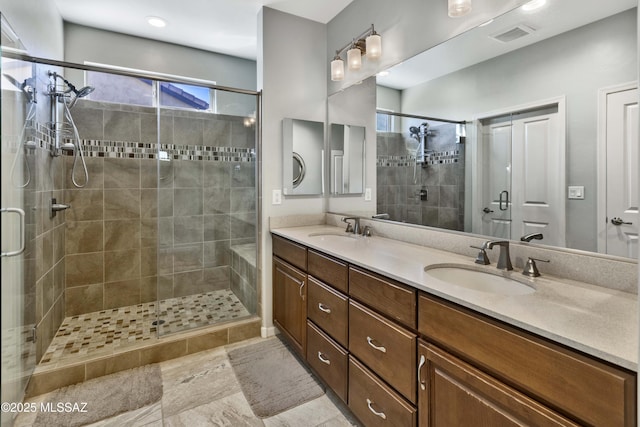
[471, 96, 567, 239]
[596, 81, 638, 254]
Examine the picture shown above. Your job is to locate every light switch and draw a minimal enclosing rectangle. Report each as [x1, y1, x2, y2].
[568, 186, 584, 200]
[364, 188, 372, 201]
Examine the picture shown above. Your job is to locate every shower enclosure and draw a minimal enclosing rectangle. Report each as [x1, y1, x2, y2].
[1, 52, 260, 415]
[376, 110, 466, 230]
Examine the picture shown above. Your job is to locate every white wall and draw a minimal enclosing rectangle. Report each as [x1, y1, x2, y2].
[399, 10, 637, 252]
[258, 7, 327, 334]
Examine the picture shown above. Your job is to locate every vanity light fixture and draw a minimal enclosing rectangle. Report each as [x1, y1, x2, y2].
[146, 16, 167, 28]
[448, 0, 472, 17]
[331, 24, 382, 81]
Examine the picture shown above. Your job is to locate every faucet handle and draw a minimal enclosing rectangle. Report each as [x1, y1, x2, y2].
[362, 225, 373, 237]
[470, 245, 490, 265]
[522, 257, 550, 277]
[344, 222, 354, 233]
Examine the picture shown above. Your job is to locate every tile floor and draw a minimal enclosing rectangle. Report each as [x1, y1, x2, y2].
[16, 337, 360, 427]
[39, 289, 251, 368]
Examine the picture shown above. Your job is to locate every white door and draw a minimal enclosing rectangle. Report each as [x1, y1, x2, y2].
[478, 105, 565, 245]
[604, 88, 638, 258]
[511, 112, 565, 247]
[480, 121, 512, 240]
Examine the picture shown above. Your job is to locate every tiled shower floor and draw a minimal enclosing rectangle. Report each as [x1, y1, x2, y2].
[38, 289, 251, 369]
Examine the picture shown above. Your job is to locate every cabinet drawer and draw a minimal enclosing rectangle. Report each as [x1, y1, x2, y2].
[349, 300, 417, 403]
[349, 266, 416, 328]
[306, 321, 348, 403]
[307, 276, 348, 347]
[418, 293, 636, 427]
[272, 235, 307, 270]
[349, 355, 417, 427]
[308, 249, 348, 294]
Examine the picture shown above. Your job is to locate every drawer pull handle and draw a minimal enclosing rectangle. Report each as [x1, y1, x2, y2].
[317, 352, 331, 365]
[366, 399, 387, 420]
[418, 354, 426, 391]
[318, 303, 332, 314]
[366, 336, 386, 353]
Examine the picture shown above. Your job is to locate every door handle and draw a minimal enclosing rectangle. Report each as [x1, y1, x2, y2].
[499, 190, 509, 211]
[611, 217, 633, 226]
[418, 354, 427, 391]
[482, 207, 494, 214]
[1, 208, 26, 257]
[299, 280, 305, 300]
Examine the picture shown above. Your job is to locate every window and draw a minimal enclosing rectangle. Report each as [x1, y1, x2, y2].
[376, 111, 394, 132]
[84, 65, 216, 112]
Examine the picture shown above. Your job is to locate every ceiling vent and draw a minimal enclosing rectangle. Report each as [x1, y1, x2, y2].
[490, 24, 536, 43]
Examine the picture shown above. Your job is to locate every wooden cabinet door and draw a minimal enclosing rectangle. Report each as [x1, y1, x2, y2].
[273, 257, 307, 356]
[417, 340, 580, 427]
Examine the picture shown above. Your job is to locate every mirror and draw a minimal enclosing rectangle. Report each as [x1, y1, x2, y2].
[330, 123, 365, 194]
[339, 0, 638, 258]
[282, 118, 324, 196]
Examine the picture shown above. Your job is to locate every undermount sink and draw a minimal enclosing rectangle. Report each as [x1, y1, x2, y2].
[307, 232, 359, 242]
[425, 264, 535, 296]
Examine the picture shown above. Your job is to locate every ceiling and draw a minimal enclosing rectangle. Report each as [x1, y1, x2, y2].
[52, 0, 354, 60]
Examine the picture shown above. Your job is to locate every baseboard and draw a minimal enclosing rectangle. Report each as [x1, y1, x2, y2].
[261, 326, 276, 338]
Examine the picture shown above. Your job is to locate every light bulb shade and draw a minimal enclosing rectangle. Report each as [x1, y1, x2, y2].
[331, 57, 345, 81]
[347, 47, 362, 70]
[448, 0, 472, 17]
[366, 33, 382, 60]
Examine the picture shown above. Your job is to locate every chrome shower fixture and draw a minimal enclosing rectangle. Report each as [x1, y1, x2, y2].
[3, 74, 36, 104]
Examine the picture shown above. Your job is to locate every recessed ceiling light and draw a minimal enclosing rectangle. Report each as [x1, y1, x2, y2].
[521, 0, 546, 12]
[146, 16, 167, 28]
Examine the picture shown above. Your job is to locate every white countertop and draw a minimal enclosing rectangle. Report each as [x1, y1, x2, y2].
[272, 225, 638, 371]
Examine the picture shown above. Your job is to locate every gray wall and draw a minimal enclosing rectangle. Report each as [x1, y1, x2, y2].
[399, 9, 637, 252]
[258, 7, 328, 333]
[64, 23, 256, 89]
[1, 0, 64, 58]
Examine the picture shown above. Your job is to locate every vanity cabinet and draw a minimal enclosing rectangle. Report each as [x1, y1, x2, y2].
[417, 340, 580, 426]
[418, 293, 637, 427]
[272, 236, 308, 357]
[271, 233, 636, 426]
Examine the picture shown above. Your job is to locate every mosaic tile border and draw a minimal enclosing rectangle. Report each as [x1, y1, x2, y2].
[377, 149, 462, 167]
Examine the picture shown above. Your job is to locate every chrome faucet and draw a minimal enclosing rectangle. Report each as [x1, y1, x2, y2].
[342, 217, 360, 234]
[483, 240, 513, 270]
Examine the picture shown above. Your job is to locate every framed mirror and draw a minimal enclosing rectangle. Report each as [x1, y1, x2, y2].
[337, 0, 638, 259]
[282, 118, 324, 196]
[330, 123, 365, 195]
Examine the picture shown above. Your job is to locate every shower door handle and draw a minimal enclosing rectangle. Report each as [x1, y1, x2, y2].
[499, 190, 509, 211]
[1, 207, 26, 257]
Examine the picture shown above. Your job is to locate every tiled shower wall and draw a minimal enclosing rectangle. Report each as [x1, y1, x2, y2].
[63, 99, 257, 317]
[376, 123, 465, 230]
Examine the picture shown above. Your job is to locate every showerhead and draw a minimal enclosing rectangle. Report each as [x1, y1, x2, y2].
[75, 85, 95, 98]
[409, 126, 419, 135]
[3, 74, 36, 103]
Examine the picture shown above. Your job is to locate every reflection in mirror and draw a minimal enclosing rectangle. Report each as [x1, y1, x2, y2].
[370, 0, 638, 258]
[282, 118, 324, 196]
[330, 123, 365, 195]
[376, 112, 466, 229]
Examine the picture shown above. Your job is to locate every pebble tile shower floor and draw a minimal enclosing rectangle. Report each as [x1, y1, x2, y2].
[39, 289, 251, 368]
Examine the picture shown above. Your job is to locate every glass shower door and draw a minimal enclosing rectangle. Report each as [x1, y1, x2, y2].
[155, 84, 258, 337]
[1, 56, 37, 421]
